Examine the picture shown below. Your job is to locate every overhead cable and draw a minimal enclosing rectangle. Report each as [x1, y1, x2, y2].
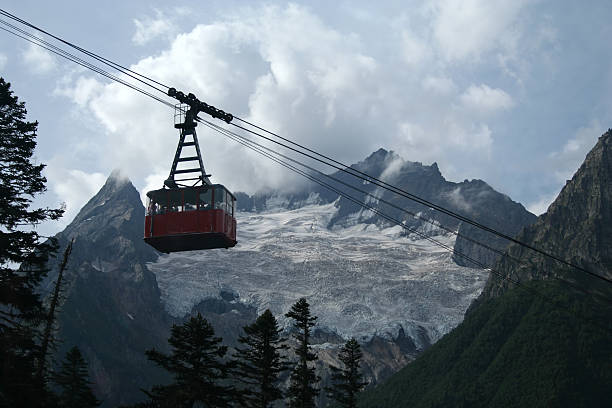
[1, 9, 609, 287]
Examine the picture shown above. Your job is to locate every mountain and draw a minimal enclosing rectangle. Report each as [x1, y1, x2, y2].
[236, 148, 536, 268]
[43, 149, 536, 406]
[42, 171, 172, 407]
[358, 130, 612, 407]
[481, 130, 612, 299]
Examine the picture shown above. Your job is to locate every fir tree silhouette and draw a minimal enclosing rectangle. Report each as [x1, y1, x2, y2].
[285, 298, 320, 408]
[0, 77, 64, 406]
[233, 309, 289, 407]
[325, 338, 368, 408]
[53, 346, 101, 407]
[142, 313, 235, 407]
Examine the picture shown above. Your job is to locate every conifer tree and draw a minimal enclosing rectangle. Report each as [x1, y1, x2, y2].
[325, 338, 367, 408]
[53, 346, 101, 408]
[233, 309, 289, 407]
[143, 313, 235, 407]
[0, 77, 64, 406]
[285, 298, 320, 408]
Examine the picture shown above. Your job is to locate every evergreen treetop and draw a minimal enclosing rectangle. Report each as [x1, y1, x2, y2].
[285, 298, 320, 408]
[143, 313, 235, 407]
[233, 309, 289, 408]
[53, 346, 101, 408]
[325, 338, 368, 408]
[0, 76, 64, 407]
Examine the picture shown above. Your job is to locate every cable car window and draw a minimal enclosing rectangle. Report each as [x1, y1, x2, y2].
[199, 188, 212, 210]
[184, 189, 197, 211]
[146, 196, 153, 215]
[214, 186, 227, 212]
[147, 190, 167, 214]
[169, 190, 183, 212]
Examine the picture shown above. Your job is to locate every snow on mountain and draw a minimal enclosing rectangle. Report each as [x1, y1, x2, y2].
[148, 202, 488, 346]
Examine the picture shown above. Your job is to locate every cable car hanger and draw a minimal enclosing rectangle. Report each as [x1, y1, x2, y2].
[164, 88, 233, 189]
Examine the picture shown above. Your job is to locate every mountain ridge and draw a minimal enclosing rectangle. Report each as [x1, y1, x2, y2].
[481, 129, 612, 300]
[235, 147, 536, 268]
[358, 129, 612, 407]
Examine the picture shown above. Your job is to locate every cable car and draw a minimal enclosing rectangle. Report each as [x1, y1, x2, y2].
[144, 90, 237, 253]
[144, 185, 236, 252]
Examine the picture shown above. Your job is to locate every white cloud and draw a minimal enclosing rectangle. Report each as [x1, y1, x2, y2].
[46, 167, 107, 227]
[422, 76, 456, 94]
[444, 187, 472, 212]
[55, 76, 104, 107]
[548, 120, 604, 182]
[401, 30, 430, 66]
[0, 53, 7, 70]
[527, 191, 558, 215]
[132, 9, 177, 46]
[460, 84, 514, 113]
[22, 43, 56, 74]
[432, 0, 529, 61]
[62, 4, 385, 194]
[56, 2, 557, 198]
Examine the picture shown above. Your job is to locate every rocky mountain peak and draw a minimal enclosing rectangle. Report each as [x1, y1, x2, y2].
[46, 170, 169, 406]
[66, 170, 148, 249]
[482, 129, 612, 299]
[356, 148, 443, 181]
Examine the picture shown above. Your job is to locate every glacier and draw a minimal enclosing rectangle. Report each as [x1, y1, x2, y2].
[148, 202, 488, 347]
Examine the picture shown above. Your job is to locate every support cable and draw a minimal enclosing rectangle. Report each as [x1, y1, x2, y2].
[199, 119, 612, 333]
[0, 8, 170, 93]
[0, 22, 174, 109]
[230, 119, 612, 286]
[1, 9, 609, 286]
[201, 119, 612, 305]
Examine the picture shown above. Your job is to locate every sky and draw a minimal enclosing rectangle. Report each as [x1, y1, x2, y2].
[1, 0, 611, 236]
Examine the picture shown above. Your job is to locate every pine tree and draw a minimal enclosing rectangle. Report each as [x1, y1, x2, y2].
[143, 313, 235, 407]
[53, 346, 101, 408]
[0, 77, 64, 406]
[285, 298, 320, 408]
[325, 338, 368, 408]
[233, 309, 289, 407]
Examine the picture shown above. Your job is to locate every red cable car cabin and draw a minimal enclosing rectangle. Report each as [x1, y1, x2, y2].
[144, 184, 237, 253]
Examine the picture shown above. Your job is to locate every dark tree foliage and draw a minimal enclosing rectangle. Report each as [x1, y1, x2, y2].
[142, 313, 235, 407]
[0, 77, 63, 407]
[285, 298, 320, 408]
[233, 309, 289, 407]
[325, 338, 367, 408]
[359, 281, 612, 407]
[53, 346, 101, 408]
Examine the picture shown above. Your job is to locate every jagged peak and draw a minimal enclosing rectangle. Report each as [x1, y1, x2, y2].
[67, 169, 141, 230]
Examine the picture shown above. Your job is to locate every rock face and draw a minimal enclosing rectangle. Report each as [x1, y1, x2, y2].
[236, 148, 536, 268]
[43, 171, 172, 407]
[481, 129, 612, 299]
[40, 148, 538, 406]
[358, 130, 612, 408]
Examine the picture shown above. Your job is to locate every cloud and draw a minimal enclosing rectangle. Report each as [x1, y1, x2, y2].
[431, 0, 528, 61]
[0, 53, 7, 70]
[22, 43, 56, 74]
[55, 76, 104, 107]
[548, 120, 604, 182]
[422, 76, 456, 94]
[401, 30, 430, 66]
[460, 84, 514, 113]
[56, 2, 560, 199]
[45, 167, 107, 227]
[444, 187, 472, 212]
[132, 9, 177, 46]
[527, 191, 557, 216]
